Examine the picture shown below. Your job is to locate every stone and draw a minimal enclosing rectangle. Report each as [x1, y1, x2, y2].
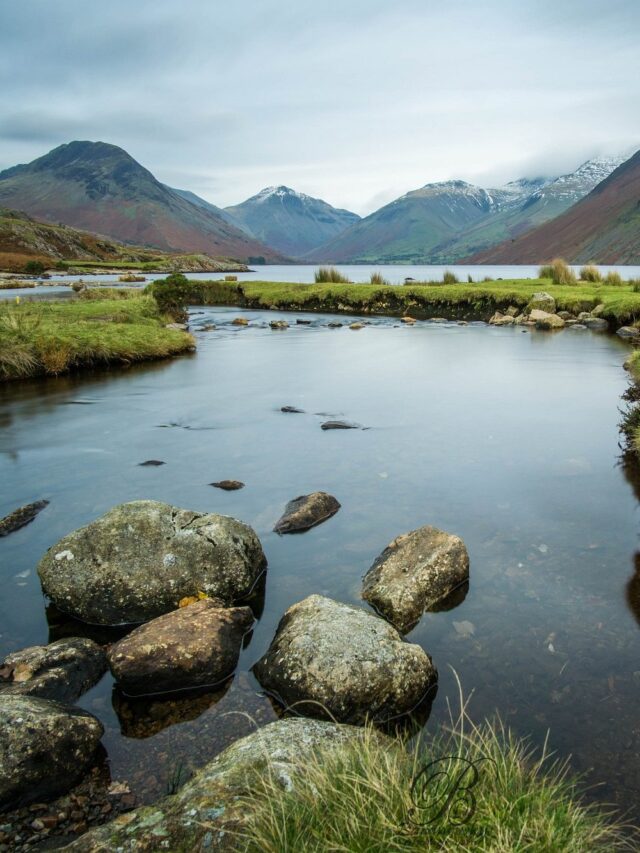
[138, 460, 165, 466]
[0, 500, 49, 537]
[557, 311, 575, 321]
[253, 594, 437, 724]
[361, 526, 470, 633]
[327, 321, 343, 328]
[527, 291, 556, 313]
[401, 316, 416, 324]
[64, 718, 388, 851]
[592, 303, 606, 317]
[577, 311, 592, 321]
[107, 600, 253, 696]
[567, 323, 587, 330]
[209, 480, 244, 491]
[0, 695, 103, 811]
[320, 420, 360, 430]
[617, 326, 640, 339]
[529, 309, 565, 329]
[274, 492, 340, 534]
[231, 317, 248, 326]
[269, 320, 289, 330]
[349, 322, 364, 330]
[37, 501, 266, 626]
[0, 638, 106, 703]
[505, 306, 519, 317]
[296, 319, 312, 325]
[280, 406, 305, 413]
[165, 323, 187, 331]
[583, 317, 608, 331]
[489, 312, 514, 326]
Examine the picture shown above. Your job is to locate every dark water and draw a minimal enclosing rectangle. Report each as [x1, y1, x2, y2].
[1, 308, 639, 817]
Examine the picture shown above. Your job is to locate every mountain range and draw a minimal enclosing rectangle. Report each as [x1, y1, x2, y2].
[0, 140, 637, 266]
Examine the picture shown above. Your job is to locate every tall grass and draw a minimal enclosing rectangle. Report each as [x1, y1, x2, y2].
[538, 259, 577, 285]
[443, 270, 459, 284]
[314, 266, 351, 284]
[238, 689, 635, 853]
[604, 270, 623, 286]
[370, 271, 390, 286]
[580, 265, 602, 282]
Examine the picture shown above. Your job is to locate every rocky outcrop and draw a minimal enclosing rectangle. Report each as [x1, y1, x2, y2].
[361, 526, 470, 633]
[0, 695, 103, 811]
[527, 292, 556, 313]
[0, 500, 49, 536]
[0, 638, 106, 703]
[37, 501, 267, 625]
[107, 600, 253, 696]
[64, 718, 388, 851]
[274, 492, 341, 534]
[253, 594, 436, 724]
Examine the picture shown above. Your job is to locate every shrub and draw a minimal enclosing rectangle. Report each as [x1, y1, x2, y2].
[55, 260, 70, 271]
[443, 270, 459, 284]
[370, 271, 390, 286]
[580, 265, 602, 282]
[630, 279, 640, 292]
[314, 266, 351, 284]
[603, 270, 623, 286]
[538, 259, 577, 285]
[24, 260, 46, 275]
[467, 274, 474, 283]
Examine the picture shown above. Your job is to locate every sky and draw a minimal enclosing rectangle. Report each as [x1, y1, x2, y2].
[1, 0, 639, 215]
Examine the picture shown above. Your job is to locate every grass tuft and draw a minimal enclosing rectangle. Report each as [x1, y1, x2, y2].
[604, 270, 623, 286]
[314, 266, 351, 284]
[580, 265, 602, 282]
[370, 271, 390, 286]
[539, 259, 577, 285]
[443, 270, 459, 284]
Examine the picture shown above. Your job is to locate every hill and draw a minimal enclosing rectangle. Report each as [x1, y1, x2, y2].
[224, 186, 360, 257]
[470, 149, 640, 264]
[0, 141, 286, 263]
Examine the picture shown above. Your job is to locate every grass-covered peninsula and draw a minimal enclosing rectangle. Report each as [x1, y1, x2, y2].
[0, 291, 194, 380]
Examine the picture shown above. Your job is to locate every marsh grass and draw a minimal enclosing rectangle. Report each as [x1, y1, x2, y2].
[238, 687, 635, 853]
[539, 259, 577, 285]
[604, 270, 623, 286]
[370, 271, 390, 285]
[580, 265, 602, 282]
[443, 270, 459, 284]
[0, 295, 194, 380]
[314, 266, 351, 284]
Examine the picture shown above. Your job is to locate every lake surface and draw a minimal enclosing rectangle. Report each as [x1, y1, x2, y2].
[1, 309, 640, 819]
[4, 261, 640, 300]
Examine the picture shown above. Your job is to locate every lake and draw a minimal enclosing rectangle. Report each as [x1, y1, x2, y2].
[1, 308, 639, 819]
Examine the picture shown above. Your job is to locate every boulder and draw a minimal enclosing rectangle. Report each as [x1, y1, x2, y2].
[577, 311, 592, 321]
[557, 310, 575, 321]
[327, 321, 343, 328]
[321, 420, 360, 430]
[617, 326, 640, 339]
[530, 309, 565, 329]
[583, 317, 609, 331]
[274, 492, 340, 534]
[0, 695, 103, 811]
[209, 480, 245, 491]
[64, 718, 388, 851]
[0, 500, 49, 537]
[361, 526, 470, 633]
[349, 322, 364, 330]
[527, 291, 556, 313]
[269, 320, 289, 330]
[108, 600, 253, 696]
[489, 312, 514, 326]
[505, 306, 519, 317]
[231, 317, 248, 326]
[281, 406, 305, 413]
[401, 316, 416, 324]
[253, 594, 436, 724]
[37, 501, 266, 626]
[0, 638, 106, 703]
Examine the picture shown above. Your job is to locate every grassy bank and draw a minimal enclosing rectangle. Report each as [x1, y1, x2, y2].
[239, 716, 634, 852]
[0, 293, 194, 381]
[149, 277, 640, 326]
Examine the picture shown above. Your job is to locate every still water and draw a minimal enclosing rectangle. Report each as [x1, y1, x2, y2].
[1, 309, 639, 817]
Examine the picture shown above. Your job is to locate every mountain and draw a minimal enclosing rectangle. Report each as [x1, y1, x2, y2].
[0, 207, 248, 273]
[224, 186, 360, 257]
[0, 141, 286, 263]
[306, 157, 625, 264]
[470, 149, 640, 264]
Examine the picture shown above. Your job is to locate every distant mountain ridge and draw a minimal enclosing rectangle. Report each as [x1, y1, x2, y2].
[470, 149, 640, 264]
[224, 185, 360, 257]
[0, 141, 286, 263]
[305, 156, 627, 264]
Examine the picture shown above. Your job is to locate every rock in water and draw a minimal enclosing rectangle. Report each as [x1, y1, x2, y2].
[617, 326, 640, 339]
[320, 420, 360, 430]
[362, 526, 470, 633]
[0, 638, 106, 703]
[209, 480, 245, 491]
[0, 695, 103, 811]
[0, 500, 48, 536]
[253, 594, 436, 724]
[274, 492, 341, 534]
[138, 459, 165, 466]
[63, 718, 388, 851]
[529, 309, 565, 329]
[269, 320, 289, 329]
[281, 405, 305, 413]
[37, 500, 267, 625]
[108, 600, 254, 696]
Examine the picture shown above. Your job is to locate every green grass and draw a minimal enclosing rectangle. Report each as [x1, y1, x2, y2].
[0, 294, 194, 380]
[314, 266, 352, 284]
[238, 709, 634, 852]
[539, 259, 577, 285]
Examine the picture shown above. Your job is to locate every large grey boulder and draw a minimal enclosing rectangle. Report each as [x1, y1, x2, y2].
[64, 718, 389, 851]
[529, 309, 565, 329]
[0, 695, 103, 811]
[527, 291, 556, 313]
[0, 638, 106, 703]
[37, 501, 267, 625]
[108, 600, 254, 696]
[362, 525, 470, 633]
[253, 594, 436, 724]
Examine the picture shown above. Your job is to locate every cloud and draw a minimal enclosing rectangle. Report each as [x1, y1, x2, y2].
[0, 0, 638, 213]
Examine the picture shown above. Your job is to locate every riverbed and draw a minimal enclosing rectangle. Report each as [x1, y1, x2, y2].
[1, 309, 639, 819]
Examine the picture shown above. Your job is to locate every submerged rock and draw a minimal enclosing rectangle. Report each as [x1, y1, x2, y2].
[270, 320, 289, 330]
[401, 316, 417, 324]
[253, 594, 436, 724]
[362, 526, 470, 633]
[617, 326, 640, 339]
[0, 638, 106, 703]
[281, 405, 305, 413]
[530, 309, 565, 329]
[527, 291, 556, 313]
[231, 317, 248, 326]
[210, 480, 245, 491]
[321, 420, 360, 430]
[0, 695, 103, 811]
[65, 718, 386, 851]
[583, 317, 609, 331]
[108, 600, 253, 696]
[37, 500, 267, 625]
[0, 500, 49, 537]
[274, 492, 340, 534]
[138, 459, 165, 466]
[349, 322, 364, 330]
[327, 321, 343, 328]
[489, 312, 514, 326]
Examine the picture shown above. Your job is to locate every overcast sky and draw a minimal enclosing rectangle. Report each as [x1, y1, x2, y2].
[1, 0, 638, 215]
